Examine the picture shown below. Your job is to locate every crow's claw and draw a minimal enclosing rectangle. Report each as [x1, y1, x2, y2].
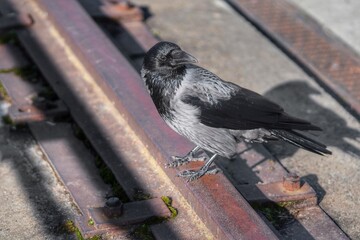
[177, 167, 221, 182]
[165, 155, 206, 168]
[177, 169, 204, 182]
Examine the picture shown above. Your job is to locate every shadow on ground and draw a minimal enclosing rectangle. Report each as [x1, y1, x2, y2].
[264, 80, 360, 159]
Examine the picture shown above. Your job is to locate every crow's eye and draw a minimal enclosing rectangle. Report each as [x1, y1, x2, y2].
[159, 55, 166, 61]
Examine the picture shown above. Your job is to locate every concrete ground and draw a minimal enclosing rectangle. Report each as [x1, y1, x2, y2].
[1, 93, 76, 238]
[0, 123, 77, 240]
[132, 0, 360, 238]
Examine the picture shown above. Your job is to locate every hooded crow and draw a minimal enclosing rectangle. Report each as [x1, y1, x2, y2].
[141, 41, 331, 181]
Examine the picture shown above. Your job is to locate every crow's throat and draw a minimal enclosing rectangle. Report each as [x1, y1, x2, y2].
[146, 66, 186, 119]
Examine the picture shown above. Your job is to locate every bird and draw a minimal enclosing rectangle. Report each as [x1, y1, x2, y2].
[141, 41, 331, 181]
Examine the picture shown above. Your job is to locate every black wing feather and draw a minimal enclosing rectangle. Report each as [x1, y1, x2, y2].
[182, 86, 321, 131]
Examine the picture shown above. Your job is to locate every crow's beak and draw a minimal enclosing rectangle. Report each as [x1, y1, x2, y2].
[170, 50, 198, 66]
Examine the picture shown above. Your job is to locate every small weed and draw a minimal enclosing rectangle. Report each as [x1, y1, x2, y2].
[161, 196, 178, 218]
[133, 188, 152, 201]
[88, 218, 94, 226]
[131, 196, 178, 239]
[2, 115, 13, 125]
[0, 81, 11, 102]
[94, 155, 130, 203]
[63, 220, 77, 233]
[252, 202, 297, 229]
[0, 65, 40, 81]
[63, 220, 101, 240]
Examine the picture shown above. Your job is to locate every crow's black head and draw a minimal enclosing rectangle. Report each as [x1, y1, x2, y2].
[142, 41, 198, 72]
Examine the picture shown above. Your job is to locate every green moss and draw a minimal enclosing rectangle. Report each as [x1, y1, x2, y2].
[63, 220, 84, 240]
[132, 224, 156, 240]
[94, 156, 130, 203]
[0, 65, 40, 82]
[0, 65, 57, 104]
[2, 115, 13, 125]
[63, 220, 101, 240]
[0, 31, 19, 45]
[161, 196, 171, 205]
[14, 65, 40, 80]
[133, 188, 152, 201]
[252, 203, 296, 229]
[64, 220, 77, 233]
[0, 81, 11, 102]
[161, 196, 178, 219]
[88, 218, 94, 226]
[277, 200, 300, 208]
[131, 196, 177, 239]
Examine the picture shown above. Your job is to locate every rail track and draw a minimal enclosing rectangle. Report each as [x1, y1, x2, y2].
[0, 0, 354, 239]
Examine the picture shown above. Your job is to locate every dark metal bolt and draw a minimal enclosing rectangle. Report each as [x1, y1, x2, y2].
[106, 197, 122, 207]
[283, 173, 301, 191]
[18, 105, 31, 112]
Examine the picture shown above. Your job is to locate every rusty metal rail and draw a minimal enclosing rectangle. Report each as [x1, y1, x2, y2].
[30, 122, 171, 237]
[0, 0, 351, 239]
[0, 37, 171, 238]
[226, 0, 360, 119]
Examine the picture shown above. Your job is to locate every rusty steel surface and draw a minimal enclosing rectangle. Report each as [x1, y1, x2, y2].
[29, 122, 170, 238]
[218, 139, 348, 238]
[0, 70, 68, 123]
[89, 199, 171, 226]
[86, 0, 143, 22]
[0, 43, 31, 103]
[29, 122, 111, 213]
[5, 0, 279, 239]
[238, 181, 317, 207]
[0, 13, 32, 33]
[276, 206, 349, 240]
[226, 0, 360, 119]
[282, 173, 301, 192]
[8, 101, 68, 123]
[0, 43, 68, 123]
[79, 0, 158, 70]
[0, 44, 29, 69]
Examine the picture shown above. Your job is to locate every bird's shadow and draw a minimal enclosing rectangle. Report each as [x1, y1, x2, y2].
[303, 174, 326, 203]
[263, 80, 360, 159]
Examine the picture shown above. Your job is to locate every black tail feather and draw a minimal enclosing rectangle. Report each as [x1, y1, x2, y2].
[277, 114, 323, 131]
[271, 129, 332, 155]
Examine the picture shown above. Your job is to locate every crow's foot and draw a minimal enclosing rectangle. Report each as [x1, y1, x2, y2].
[165, 146, 205, 168]
[177, 167, 221, 182]
[166, 155, 206, 168]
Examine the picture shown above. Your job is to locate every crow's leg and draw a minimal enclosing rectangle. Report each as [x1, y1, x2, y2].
[177, 154, 221, 182]
[166, 146, 206, 168]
